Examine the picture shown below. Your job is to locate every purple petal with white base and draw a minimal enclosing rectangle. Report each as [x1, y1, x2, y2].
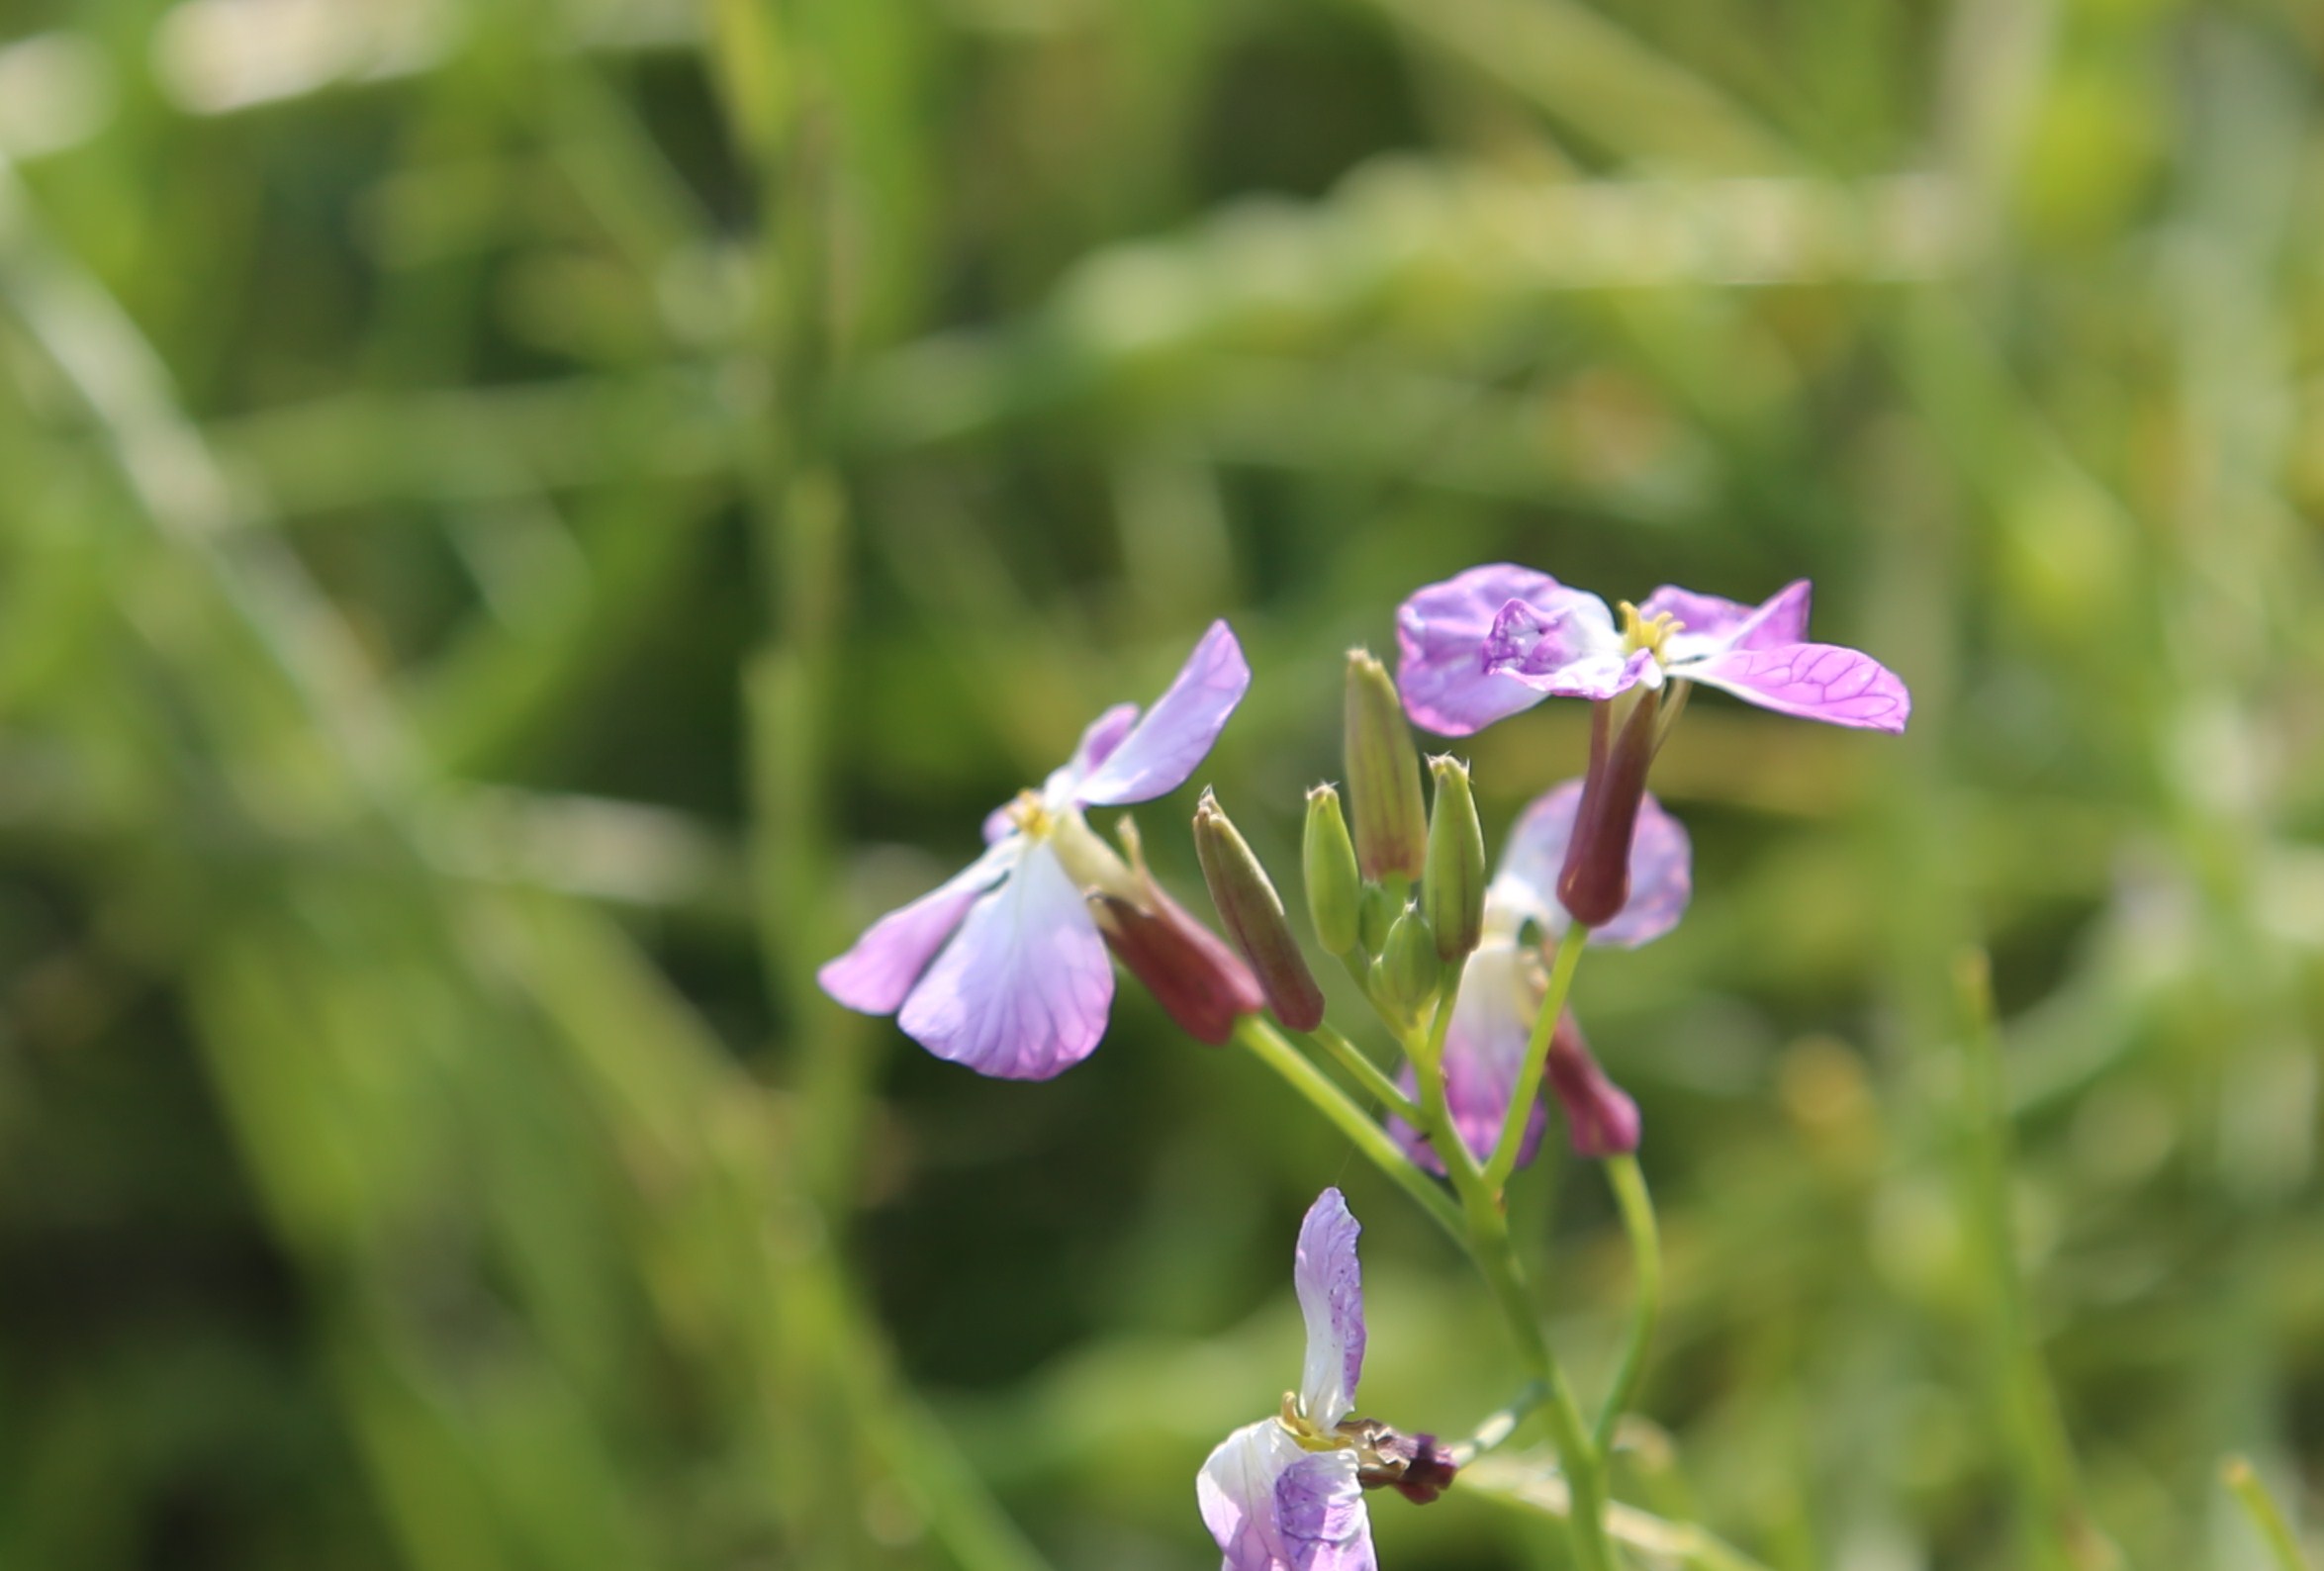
[1396, 564, 1589, 735]
[1687, 643, 1909, 732]
[1199, 1424, 1375, 1571]
[818, 842, 1019, 1013]
[1481, 601, 1653, 700]
[1499, 781, 1693, 949]
[1076, 621, 1251, 805]
[895, 843, 1113, 1079]
[1294, 1189, 1365, 1428]
[1389, 942, 1546, 1173]
[1641, 579, 1811, 659]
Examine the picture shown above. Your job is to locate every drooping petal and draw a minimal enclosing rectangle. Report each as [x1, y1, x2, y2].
[1395, 564, 1584, 735]
[1685, 642, 1910, 732]
[1075, 621, 1251, 806]
[1294, 1189, 1365, 1429]
[1643, 579, 1811, 661]
[818, 841, 1021, 1014]
[1197, 1425, 1376, 1571]
[1497, 781, 1692, 949]
[1545, 1013, 1640, 1159]
[895, 843, 1114, 1078]
[1481, 599, 1651, 701]
[1273, 1450, 1375, 1571]
[1388, 941, 1545, 1174]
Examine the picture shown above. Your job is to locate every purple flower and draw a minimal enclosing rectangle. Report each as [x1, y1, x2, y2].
[818, 621, 1250, 1079]
[1198, 1190, 1378, 1571]
[1389, 781, 1685, 1172]
[1396, 566, 1909, 737]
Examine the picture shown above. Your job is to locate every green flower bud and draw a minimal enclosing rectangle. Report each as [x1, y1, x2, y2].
[1193, 789, 1327, 1032]
[1356, 881, 1399, 957]
[1423, 755, 1486, 962]
[1344, 649, 1427, 883]
[1302, 784, 1362, 956]
[1375, 905, 1440, 1015]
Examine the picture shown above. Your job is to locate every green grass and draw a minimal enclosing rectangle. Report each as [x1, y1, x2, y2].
[1, 1, 2322, 1566]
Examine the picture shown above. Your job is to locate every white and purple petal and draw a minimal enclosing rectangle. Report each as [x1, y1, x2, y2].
[1074, 621, 1251, 806]
[894, 842, 1114, 1079]
[1198, 1424, 1375, 1571]
[1644, 579, 1811, 661]
[818, 840, 1021, 1014]
[1394, 564, 1589, 735]
[1481, 600, 1652, 701]
[1498, 781, 1693, 949]
[1294, 1188, 1365, 1429]
[1685, 642, 1909, 733]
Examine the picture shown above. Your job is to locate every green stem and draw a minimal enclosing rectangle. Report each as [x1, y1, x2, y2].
[2223, 1457, 2312, 1571]
[1449, 1380, 1549, 1465]
[1484, 923, 1589, 1192]
[1593, 1153, 1662, 1455]
[1234, 1016, 1464, 1243]
[1303, 1022, 1425, 1124]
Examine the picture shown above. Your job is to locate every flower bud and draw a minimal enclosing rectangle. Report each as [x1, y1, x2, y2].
[1356, 882, 1399, 957]
[1344, 649, 1427, 883]
[1544, 1011, 1639, 1157]
[1375, 905, 1440, 1014]
[1091, 878, 1264, 1047]
[1423, 755, 1485, 962]
[1193, 789, 1326, 1032]
[1555, 687, 1662, 928]
[1302, 784, 1362, 956]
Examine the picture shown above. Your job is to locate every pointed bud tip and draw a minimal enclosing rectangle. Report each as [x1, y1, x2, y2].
[1193, 788, 1326, 1033]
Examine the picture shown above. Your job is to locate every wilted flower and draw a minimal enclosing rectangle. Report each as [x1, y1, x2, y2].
[819, 622, 1250, 1079]
[1200, 1189, 1447, 1571]
[1396, 566, 1909, 737]
[1390, 780, 1688, 1172]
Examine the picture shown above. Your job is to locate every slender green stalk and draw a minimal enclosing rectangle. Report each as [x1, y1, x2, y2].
[1459, 1454, 1781, 1571]
[2224, 1458, 2312, 1571]
[1592, 1153, 1661, 1455]
[1235, 1016, 1464, 1242]
[1484, 924, 1590, 1191]
[1302, 1021, 1426, 1124]
[1449, 1380, 1549, 1465]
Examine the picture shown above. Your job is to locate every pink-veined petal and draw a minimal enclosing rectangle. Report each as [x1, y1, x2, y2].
[1075, 621, 1251, 806]
[1685, 642, 1909, 732]
[1387, 941, 1545, 1174]
[818, 841, 1020, 1013]
[1294, 1189, 1365, 1428]
[1481, 600, 1649, 700]
[895, 843, 1113, 1079]
[1498, 781, 1692, 949]
[1643, 579, 1811, 661]
[1395, 564, 1582, 735]
[1197, 1426, 1374, 1571]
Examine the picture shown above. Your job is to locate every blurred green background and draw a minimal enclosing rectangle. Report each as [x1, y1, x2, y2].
[3, 0, 2323, 1566]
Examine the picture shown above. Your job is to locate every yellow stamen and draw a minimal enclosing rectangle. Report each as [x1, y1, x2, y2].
[1277, 1392, 1347, 1452]
[1617, 601, 1684, 663]
[1004, 788, 1053, 839]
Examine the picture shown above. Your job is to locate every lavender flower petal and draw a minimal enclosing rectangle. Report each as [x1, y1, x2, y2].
[1643, 579, 1811, 659]
[895, 842, 1113, 1078]
[1076, 621, 1251, 805]
[1686, 642, 1910, 732]
[1481, 599, 1650, 700]
[817, 841, 1019, 1013]
[1274, 1451, 1376, 1571]
[1070, 701, 1143, 779]
[1395, 564, 1580, 735]
[1294, 1188, 1365, 1429]
[1199, 1421, 1306, 1571]
[1499, 781, 1693, 949]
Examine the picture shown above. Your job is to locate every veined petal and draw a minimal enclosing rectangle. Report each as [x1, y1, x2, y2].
[1644, 579, 1811, 661]
[1076, 621, 1251, 806]
[1197, 1425, 1375, 1571]
[1388, 941, 1544, 1174]
[1685, 642, 1909, 732]
[818, 841, 1020, 1014]
[1294, 1189, 1365, 1428]
[1394, 564, 1579, 735]
[1039, 701, 1144, 806]
[1498, 781, 1692, 949]
[1481, 600, 1648, 701]
[896, 843, 1114, 1078]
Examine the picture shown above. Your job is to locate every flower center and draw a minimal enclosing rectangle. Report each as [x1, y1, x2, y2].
[1278, 1392, 1350, 1453]
[1617, 601, 1684, 664]
[1004, 788, 1055, 840]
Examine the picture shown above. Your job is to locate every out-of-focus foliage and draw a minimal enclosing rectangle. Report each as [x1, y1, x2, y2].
[1, 0, 2322, 1567]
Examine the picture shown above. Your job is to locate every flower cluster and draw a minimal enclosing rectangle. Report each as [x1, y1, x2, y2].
[818, 565, 1907, 1567]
